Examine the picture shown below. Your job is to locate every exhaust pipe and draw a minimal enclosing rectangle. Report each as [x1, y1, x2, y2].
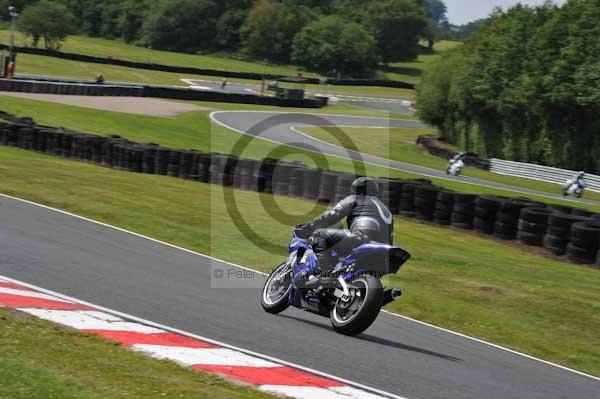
[382, 288, 402, 306]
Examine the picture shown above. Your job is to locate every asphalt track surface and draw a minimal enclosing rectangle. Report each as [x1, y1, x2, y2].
[1, 195, 599, 399]
[211, 111, 600, 206]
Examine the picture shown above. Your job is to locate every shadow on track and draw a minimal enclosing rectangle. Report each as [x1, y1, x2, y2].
[279, 314, 462, 363]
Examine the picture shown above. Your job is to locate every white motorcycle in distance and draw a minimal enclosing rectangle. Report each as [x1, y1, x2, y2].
[564, 173, 586, 198]
[446, 153, 465, 176]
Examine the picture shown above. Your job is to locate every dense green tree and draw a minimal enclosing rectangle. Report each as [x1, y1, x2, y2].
[291, 15, 379, 77]
[426, 0, 447, 24]
[141, 0, 220, 52]
[417, 0, 600, 172]
[366, 0, 429, 62]
[216, 9, 247, 51]
[240, 0, 315, 63]
[19, 0, 75, 50]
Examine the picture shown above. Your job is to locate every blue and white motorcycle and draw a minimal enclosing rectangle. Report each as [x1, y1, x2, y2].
[261, 227, 411, 336]
[564, 178, 586, 198]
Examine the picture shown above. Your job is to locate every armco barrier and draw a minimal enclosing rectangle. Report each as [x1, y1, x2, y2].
[1, 110, 599, 268]
[0, 78, 324, 108]
[0, 44, 414, 89]
[489, 159, 600, 193]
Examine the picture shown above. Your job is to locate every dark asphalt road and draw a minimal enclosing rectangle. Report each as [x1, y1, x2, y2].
[211, 111, 600, 206]
[1, 195, 598, 399]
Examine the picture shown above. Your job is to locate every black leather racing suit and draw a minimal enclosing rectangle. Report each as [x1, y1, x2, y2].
[306, 194, 394, 265]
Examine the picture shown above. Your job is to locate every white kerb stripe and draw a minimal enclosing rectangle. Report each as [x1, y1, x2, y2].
[0, 286, 74, 303]
[132, 345, 279, 367]
[19, 309, 164, 333]
[260, 385, 389, 399]
[330, 386, 393, 399]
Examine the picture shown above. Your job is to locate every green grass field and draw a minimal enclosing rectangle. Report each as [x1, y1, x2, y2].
[0, 308, 278, 399]
[1, 95, 597, 212]
[380, 41, 462, 83]
[1, 145, 599, 377]
[299, 126, 600, 202]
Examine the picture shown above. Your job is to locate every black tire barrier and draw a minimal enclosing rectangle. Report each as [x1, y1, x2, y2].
[167, 150, 182, 177]
[451, 211, 474, 229]
[474, 217, 495, 234]
[494, 220, 518, 240]
[333, 174, 355, 203]
[476, 195, 509, 212]
[572, 208, 595, 218]
[570, 221, 600, 252]
[288, 167, 307, 197]
[317, 172, 340, 203]
[518, 219, 548, 235]
[567, 242, 596, 264]
[547, 204, 574, 214]
[517, 230, 545, 247]
[154, 148, 170, 176]
[257, 158, 279, 193]
[142, 146, 158, 174]
[543, 234, 569, 255]
[520, 207, 554, 224]
[179, 151, 195, 179]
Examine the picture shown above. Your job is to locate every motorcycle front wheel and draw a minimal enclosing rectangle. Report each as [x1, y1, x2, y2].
[330, 274, 383, 336]
[261, 261, 292, 314]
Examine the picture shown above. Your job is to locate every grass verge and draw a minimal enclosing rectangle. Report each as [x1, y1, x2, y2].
[299, 126, 600, 203]
[0, 307, 277, 399]
[0, 145, 599, 377]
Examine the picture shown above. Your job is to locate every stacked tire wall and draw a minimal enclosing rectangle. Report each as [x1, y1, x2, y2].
[1, 111, 599, 269]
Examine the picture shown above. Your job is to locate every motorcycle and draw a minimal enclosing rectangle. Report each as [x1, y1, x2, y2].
[563, 179, 586, 198]
[261, 227, 411, 336]
[446, 159, 464, 176]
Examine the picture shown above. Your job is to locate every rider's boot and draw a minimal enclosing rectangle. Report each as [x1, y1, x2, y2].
[382, 288, 402, 306]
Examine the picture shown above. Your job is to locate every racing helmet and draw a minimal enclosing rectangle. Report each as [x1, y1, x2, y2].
[351, 177, 380, 196]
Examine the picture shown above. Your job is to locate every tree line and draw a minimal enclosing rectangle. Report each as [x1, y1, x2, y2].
[7, 0, 453, 77]
[417, 0, 600, 173]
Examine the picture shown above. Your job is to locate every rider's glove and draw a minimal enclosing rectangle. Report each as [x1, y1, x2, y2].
[295, 223, 314, 239]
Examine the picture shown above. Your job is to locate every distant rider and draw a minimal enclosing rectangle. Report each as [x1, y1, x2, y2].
[566, 172, 586, 190]
[295, 177, 394, 278]
[449, 152, 466, 167]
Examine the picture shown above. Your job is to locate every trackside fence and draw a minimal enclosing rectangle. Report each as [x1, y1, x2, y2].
[489, 159, 600, 193]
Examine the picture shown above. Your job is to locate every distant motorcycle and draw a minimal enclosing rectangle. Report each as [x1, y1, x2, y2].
[261, 227, 410, 336]
[564, 179, 586, 198]
[446, 158, 464, 176]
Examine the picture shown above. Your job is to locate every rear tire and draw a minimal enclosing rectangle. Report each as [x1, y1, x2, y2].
[261, 262, 292, 314]
[330, 275, 383, 336]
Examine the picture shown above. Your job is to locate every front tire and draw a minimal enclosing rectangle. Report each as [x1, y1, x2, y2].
[330, 275, 383, 336]
[261, 262, 292, 314]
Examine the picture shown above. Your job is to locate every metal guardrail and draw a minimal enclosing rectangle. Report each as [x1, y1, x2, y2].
[489, 158, 600, 193]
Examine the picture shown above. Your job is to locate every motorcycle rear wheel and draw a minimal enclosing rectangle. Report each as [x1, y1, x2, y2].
[261, 262, 292, 314]
[330, 274, 383, 336]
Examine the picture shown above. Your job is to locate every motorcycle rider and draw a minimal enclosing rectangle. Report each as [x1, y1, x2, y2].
[565, 171, 586, 195]
[447, 152, 466, 174]
[295, 177, 394, 282]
